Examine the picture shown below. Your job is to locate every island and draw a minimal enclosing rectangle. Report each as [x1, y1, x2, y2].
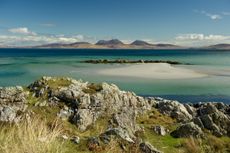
[82, 59, 187, 65]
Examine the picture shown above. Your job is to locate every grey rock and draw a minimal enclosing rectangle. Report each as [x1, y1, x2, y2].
[57, 106, 74, 120]
[71, 136, 80, 144]
[0, 106, 17, 122]
[103, 127, 135, 143]
[0, 86, 27, 103]
[139, 142, 162, 153]
[153, 125, 167, 136]
[156, 100, 193, 122]
[72, 109, 95, 131]
[0, 86, 28, 123]
[198, 103, 219, 116]
[171, 122, 203, 138]
[197, 103, 230, 137]
[193, 117, 204, 129]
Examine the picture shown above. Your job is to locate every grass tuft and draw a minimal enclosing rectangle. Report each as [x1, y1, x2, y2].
[0, 117, 65, 153]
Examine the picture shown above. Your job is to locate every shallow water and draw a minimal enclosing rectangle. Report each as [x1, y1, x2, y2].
[0, 48, 230, 103]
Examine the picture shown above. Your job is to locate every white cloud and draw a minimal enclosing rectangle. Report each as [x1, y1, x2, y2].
[175, 33, 230, 46]
[0, 33, 91, 46]
[8, 27, 37, 35]
[176, 34, 230, 41]
[201, 11, 222, 20]
[195, 10, 222, 20]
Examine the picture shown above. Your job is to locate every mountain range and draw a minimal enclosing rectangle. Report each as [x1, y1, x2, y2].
[1, 39, 230, 50]
[34, 39, 183, 49]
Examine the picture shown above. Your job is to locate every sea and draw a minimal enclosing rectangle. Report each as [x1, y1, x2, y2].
[0, 48, 230, 103]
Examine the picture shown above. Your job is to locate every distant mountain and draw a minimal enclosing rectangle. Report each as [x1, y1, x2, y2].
[36, 42, 96, 48]
[130, 40, 152, 46]
[205, 44, 230, 50]
[130, 40, 181, 49]
[95, 39, 124, 45]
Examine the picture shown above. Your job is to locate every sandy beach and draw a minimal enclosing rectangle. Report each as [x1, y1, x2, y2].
[98, 63, 207, 79]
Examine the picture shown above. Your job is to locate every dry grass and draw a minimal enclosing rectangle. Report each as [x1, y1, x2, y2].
[183, 137, 201, 153]
[0, 117, 65, 153]
[206, 135, 226, 153]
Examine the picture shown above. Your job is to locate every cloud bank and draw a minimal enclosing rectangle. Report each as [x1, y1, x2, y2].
[8, 27, 37, 35]
[0, 27, 89, 46]
[175, 33, 230, 46]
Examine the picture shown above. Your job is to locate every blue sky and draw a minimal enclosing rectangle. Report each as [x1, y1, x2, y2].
[0, 0, 230, 46]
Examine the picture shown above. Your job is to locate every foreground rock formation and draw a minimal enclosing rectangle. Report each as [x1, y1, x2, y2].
[0, 76, 230, 153]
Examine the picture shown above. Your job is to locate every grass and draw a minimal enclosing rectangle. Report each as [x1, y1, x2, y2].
[0, 117, 65, 153]
[183, 137, 202, 153]
[46, 78, 72, 89]
[137, 108, 184, 153]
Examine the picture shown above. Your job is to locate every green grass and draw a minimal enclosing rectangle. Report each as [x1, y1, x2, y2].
[136, 108, 184, 153]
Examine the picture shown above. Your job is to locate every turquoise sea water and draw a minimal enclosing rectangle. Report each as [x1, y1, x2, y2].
[0, 48, 230, 103]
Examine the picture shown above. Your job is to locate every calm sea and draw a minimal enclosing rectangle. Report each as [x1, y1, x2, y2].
[0, 48, 230, 103]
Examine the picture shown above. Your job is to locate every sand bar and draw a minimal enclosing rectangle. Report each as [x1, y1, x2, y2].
[98, 63, 207, 79]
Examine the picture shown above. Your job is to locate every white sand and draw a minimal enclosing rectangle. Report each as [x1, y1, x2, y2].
[98, 63, 207, 79]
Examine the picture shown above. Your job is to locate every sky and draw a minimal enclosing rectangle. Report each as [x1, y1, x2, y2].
[0, 0, 230, 46]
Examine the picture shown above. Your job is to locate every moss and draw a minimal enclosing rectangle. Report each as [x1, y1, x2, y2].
[46, 78, 72, 89]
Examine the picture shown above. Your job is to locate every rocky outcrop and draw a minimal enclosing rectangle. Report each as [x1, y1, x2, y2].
[0, 86, 28, 122]
[28, 77, 153, 139]
[196, 103, 230, 137]
[156, 98, 230, 136]
[156, 99, 230, 137]
[1, 76, 230, 153]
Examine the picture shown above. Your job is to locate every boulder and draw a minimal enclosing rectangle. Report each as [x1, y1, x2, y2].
[0, 106, 17, 122]
[171, 122, 203, 138]
[152, 125, 167, 136]
[102, 127, 135, 143]
[139, 142, 162, 153]
[156, 100, 193, 122]
[57, 106, 74, 120]
[0, 86, 28, 122]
